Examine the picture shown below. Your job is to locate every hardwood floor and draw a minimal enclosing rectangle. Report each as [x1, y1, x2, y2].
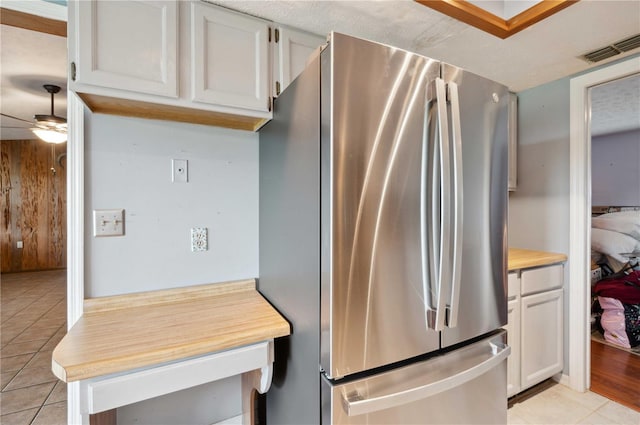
[590, 339, 640, 412]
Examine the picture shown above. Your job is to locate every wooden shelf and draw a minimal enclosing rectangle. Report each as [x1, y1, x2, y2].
[52, 279, 290, 382]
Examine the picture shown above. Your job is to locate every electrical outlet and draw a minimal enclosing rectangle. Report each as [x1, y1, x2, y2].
[93, 209, 125, 237]
[191, 227, 208, 252]
[172, 159, 188, 183]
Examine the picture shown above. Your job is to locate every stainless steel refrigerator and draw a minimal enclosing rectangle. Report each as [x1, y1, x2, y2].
[259, 32, 510, 424]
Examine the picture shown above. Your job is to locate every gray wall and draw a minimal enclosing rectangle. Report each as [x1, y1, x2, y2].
[592, 129, 640, 206]
[85, 114, 259, 298]
[85, 112, 258, 423]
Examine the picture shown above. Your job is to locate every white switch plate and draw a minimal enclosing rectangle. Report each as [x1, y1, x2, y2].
[94, 209, 125, 237]
[16, 241, 23, 249]
[172, 159, 188, 183]
[191, 227, 208, 252]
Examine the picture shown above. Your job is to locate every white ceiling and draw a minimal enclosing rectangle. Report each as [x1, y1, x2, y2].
[1, 0, 639, 141]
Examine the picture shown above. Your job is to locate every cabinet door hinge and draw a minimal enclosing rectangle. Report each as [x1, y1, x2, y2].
[268, 27, 272, 43]
[268, 96, 273, 112]
[275, 28, 280, 43]
[71, 62, 76, 81]
[275, 81, 281, 96]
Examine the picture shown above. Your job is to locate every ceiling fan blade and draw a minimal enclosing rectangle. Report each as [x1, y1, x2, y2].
[0, 112, 34, 125]
[1, 126, 32, 129]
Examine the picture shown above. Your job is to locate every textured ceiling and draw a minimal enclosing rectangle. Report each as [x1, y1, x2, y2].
[591, 74, 640, 137]
[1, 0, 639, 141]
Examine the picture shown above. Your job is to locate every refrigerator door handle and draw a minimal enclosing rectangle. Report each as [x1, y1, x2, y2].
[421, 92, 435, 327]
[429, 77, 451, 332]
[446, 81, 464, 328]
[340, 341, 511, 417]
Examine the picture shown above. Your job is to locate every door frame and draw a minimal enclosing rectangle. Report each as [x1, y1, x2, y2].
[567, 56, 640, 392]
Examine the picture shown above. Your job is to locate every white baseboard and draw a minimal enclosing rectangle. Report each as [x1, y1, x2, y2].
[554, 373, 571, 388]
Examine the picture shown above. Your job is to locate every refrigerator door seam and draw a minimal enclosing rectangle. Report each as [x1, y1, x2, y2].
[447, 81, 464, 328]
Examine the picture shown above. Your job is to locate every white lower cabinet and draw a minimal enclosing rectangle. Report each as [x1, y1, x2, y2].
[506, 264, 564, 397]
[505, 291, 520, 397]
[521, 288, 563, 389]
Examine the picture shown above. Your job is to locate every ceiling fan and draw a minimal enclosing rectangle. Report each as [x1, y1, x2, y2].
[0, 84, 67, 144]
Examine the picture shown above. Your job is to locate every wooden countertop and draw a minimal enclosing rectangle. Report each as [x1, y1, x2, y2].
[508, 248, 567, 271]
[52, 279, 290, 383]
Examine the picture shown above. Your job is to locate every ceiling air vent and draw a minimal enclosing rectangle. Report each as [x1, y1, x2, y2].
[613, 34, 640, 52]
[582, 33, 640, 63]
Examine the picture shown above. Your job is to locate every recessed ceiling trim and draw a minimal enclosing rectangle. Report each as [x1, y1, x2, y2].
[415, 0, 579, 39]
[0, 7, 66, 37]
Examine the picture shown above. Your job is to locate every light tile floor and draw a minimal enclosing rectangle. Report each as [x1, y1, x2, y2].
[508, 380, 640, 425]
[1, 270, 67, 425]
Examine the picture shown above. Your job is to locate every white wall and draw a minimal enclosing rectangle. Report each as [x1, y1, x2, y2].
[85, 113, 259, 298]
[85, 112, 259, 423]
[592, 129, 640, 206]
[508, 78, 570, 254]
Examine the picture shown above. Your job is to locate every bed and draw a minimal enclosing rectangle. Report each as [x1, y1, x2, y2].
[591, 207, 640, 274]
[590, 207, 640, 349]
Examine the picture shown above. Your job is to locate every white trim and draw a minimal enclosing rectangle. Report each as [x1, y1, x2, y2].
[81, 341, 273, 415]
[568, 57, 640, 393]
[67, 90, 86, 425]
[1, 0, 67, 21]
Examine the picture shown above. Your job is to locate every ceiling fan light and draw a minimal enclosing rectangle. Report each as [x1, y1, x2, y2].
[31, 127, 67, 144]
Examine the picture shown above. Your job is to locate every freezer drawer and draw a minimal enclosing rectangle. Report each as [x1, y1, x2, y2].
[321, 331, 509, 424]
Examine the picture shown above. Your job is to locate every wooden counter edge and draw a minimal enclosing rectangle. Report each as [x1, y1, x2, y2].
[52, 320, 291, 383]
[508, 248, 567, 271]
[52, 279, 292, 383]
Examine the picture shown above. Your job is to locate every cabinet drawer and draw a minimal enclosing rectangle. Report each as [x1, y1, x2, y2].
[521, 264, 563, 296]
[507, 272, 519, 298]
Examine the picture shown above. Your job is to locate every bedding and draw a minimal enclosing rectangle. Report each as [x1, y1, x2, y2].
[591, 210, 640, 273]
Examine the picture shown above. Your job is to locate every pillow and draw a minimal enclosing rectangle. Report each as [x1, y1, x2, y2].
[592, 211, 640, 240]
[591, 227, 640, 264]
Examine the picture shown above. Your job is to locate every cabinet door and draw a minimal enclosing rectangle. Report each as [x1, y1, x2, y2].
[273, 27, 324, 96]
[191, 2, 270, 111]
[76, 0, 178, 97]
[521, 288, 563, 390]
[505, 297, 520, 397]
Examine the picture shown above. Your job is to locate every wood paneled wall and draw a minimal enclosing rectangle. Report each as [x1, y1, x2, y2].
[1, 140, 66, 272]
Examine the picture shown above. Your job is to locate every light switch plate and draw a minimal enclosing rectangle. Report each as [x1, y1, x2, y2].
[191, 227, 208, 252]
[94, 209, 125, 237]
[172, 159, 188, 183]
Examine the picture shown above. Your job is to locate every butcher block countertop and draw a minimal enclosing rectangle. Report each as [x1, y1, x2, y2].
[51, 279, 290, 383]
[508, 248, 567, 271]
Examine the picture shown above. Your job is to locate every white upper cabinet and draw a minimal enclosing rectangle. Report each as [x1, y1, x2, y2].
[76, 1, 178, 98]
[69, 0, 272, 130]
[69, 0, 324, 131]
[273, 26, 325, 96]
[191, 2, 270, 111]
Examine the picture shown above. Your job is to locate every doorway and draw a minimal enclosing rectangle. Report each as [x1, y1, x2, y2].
[568, 56, 640, 395]
[587, 74, 640, 411]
